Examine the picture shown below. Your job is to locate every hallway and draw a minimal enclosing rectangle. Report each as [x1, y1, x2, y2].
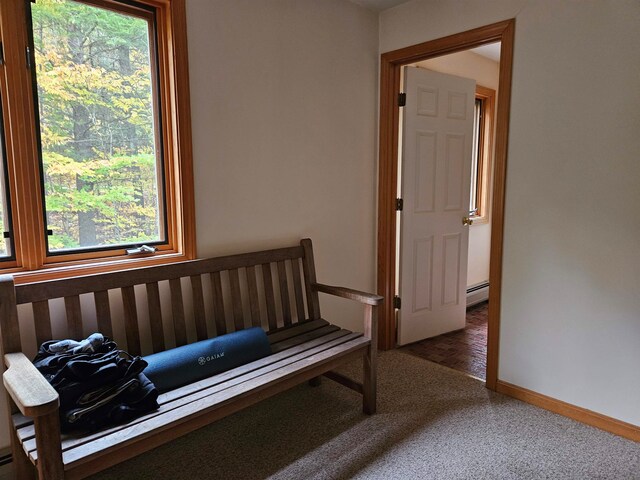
[402, 302, 488, 380]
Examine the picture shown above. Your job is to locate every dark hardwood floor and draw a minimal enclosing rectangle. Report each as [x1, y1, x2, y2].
[401, 301, 488, 380]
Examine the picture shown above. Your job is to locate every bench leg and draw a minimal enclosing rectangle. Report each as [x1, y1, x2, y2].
[308, 376, 321, 387]
[33, 411, 64, 480]
[363, 346, 377, 414]
[362, 304, 378, 415]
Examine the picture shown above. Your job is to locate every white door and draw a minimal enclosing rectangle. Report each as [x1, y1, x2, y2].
[397, 66, 476, 346]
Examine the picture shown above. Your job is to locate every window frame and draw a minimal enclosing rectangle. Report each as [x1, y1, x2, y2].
[0, 0, 195, 283]
[469, 84, 496, 224]
[0, 84, 17, 262]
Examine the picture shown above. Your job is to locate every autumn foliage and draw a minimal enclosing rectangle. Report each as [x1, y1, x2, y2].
[32, 0, 163, 251]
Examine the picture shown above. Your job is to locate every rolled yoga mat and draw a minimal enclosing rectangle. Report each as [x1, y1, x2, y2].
[143, 327, 272, 392]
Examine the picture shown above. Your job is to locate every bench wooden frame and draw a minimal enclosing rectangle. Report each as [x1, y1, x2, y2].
[0, 239, 382, 479]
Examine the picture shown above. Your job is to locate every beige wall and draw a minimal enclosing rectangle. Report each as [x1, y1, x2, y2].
[416, 50, 500, 287]
[382, 0, 640, 426]
[187, 0, 379, 332]
[0, 0, 380, 451]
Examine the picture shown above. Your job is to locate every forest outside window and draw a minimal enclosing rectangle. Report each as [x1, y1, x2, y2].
[0, 0, 194, 281]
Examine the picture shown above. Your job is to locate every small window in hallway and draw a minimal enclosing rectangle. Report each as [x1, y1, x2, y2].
[469, 86, 495, 222]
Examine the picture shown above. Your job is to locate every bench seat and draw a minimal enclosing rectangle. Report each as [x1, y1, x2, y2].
[12, 319, 368, 478]
[1, 239, 382, 479]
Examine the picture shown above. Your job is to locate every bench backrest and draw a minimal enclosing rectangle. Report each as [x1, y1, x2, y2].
[0, 239, 321, 358]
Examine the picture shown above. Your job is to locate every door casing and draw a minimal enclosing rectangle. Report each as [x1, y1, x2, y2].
[376, 19, 515, 391]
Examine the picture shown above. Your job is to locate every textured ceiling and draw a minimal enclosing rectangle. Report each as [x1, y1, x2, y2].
[470, 43, 501, 62]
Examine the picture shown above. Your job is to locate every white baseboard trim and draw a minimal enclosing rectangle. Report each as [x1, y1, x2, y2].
[466, 282, 489, 307]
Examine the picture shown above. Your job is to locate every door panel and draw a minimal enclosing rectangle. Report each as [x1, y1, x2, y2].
[412, 237, 434, 312]
[444, 133, 465, 211]
[442, 233, 462, 306]
[398, 66, 475, 346]
[415, 132, 437, 213]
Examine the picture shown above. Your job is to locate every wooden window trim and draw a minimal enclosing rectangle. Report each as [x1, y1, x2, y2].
[470, 85, 496, 225]
[0, 0, 195, 284]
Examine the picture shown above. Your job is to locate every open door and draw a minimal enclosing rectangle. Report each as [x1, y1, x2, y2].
[397, 66, 476, 346]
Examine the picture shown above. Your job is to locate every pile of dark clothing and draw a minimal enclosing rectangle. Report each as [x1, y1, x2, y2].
[33, 333, 158, 433]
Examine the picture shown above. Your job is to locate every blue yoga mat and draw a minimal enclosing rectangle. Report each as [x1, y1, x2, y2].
[143, 327, 271, 393]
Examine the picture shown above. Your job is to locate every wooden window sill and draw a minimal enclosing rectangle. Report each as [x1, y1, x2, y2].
[2, 252, 193, 284]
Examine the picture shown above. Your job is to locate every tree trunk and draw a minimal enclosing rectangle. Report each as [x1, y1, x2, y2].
[70, 30, 97, 247]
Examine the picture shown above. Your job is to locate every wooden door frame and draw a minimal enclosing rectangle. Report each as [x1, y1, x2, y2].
[376, 19, 515, 391]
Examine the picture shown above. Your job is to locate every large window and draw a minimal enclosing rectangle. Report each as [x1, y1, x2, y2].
[0, 0, 194, 281]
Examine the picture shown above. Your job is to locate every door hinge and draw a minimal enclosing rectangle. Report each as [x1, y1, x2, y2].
[393, 295, 401, 309]
[398, 92, 406, 107]
[0, 43, 4, 66]
[395, 198, 403, 211]
[25, 47, 31, 69]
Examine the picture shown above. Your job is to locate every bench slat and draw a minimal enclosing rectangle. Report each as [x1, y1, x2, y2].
[210, 272, 226, 336]
[64, 296, 83, 340]
[262, 263, 277, 330]
[190, 275, 208, 341]
[121, 287, 141, 357]
[267, 318, 328, 344]
[291, 258, 306, 322]
[277, 261, 291, 326]
[245, 266, 261, 327]
[270, 325, 340, 354]
[14, 319, 331, 441]
[169, 278, 187, 347]
[228, 269, 244, 331]
[32, 301, 52, 347]
[59, 336, 368, 468]
[13, 320, 340, 440]
[15, 246, 305, 304]
[13, 325, 359, 452]
[94, 291, 113, 339]
[301, 239, 321, 320]
[19, 329, 359, 457]
[159, 329, 352, 406]
[145, 283, 165, 352]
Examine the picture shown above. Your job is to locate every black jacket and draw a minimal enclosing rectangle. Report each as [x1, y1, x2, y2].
[33, 335, 158, 433]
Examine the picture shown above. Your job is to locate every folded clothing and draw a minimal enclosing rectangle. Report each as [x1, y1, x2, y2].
[143, 327, 272, 393]
[34, 335, 159, 433]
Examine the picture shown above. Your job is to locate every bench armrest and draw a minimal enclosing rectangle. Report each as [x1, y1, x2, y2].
[4, 353, 58, 417]
[312, 283, 384, 306]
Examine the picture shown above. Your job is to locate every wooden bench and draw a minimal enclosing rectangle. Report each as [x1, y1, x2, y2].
[0, 239, 383, 479]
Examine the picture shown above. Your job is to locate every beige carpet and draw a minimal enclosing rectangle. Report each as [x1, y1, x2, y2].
[92, 351, 639, 479]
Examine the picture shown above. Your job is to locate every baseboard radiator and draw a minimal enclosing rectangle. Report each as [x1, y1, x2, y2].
[466, 281, 489, 307]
